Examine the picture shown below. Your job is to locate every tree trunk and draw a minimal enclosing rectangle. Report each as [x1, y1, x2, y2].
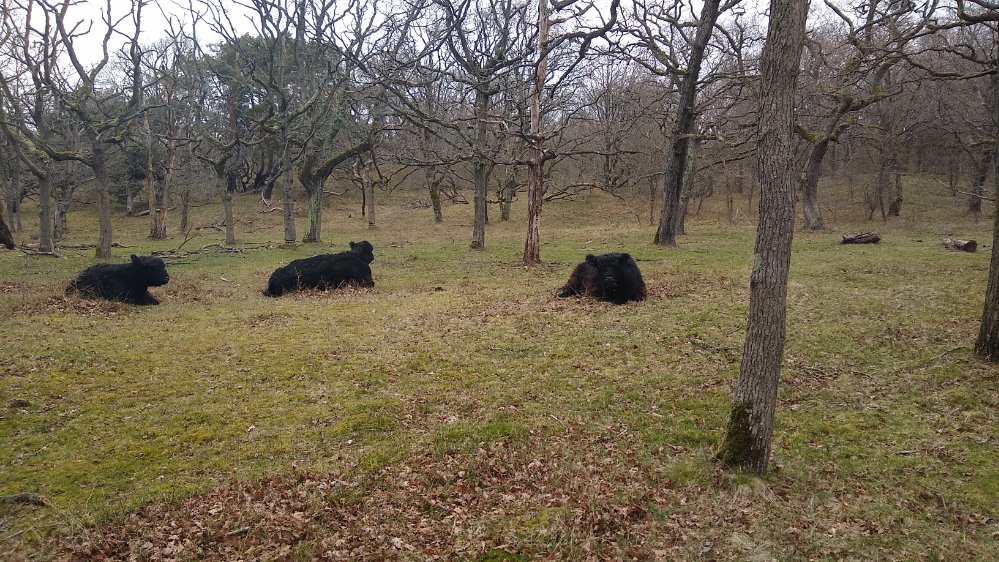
[362, 156, 376, 229]
[654, 0, 722, 246]
[428, 167, 444, 224]
[281, 127, 296, 246]
[6, 194, 20, 233]
[801, 138, 830, 229]
[179, 187, 191, 233]
[975, 37, 999, 362]
[37, 172, 53, 253]
[677, 141, 697, 235]
[92, 145, 113, 258]
[524, 0, 550, 265]
[888, 169, 902, 217]
[303, 175, 323, 243]
[0, 203, 14, 249]
[499, 175, 516, 221]
[471, 87, 490, 250]
[150, 126, 172, 240]
[125, 185, 136, 217]
[55, 186, 72, 241]
[716, 0, 809, 476]
[969, 150, 993, 218]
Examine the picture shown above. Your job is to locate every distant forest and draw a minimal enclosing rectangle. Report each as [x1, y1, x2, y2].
[1, 0, 997, 257]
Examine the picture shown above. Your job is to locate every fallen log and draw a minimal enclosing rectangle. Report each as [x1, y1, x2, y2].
[133, 206, 177, 217]
[0, 493, 51, 507]
[942, 238, 977, 252]
[841, 232, 881, 244]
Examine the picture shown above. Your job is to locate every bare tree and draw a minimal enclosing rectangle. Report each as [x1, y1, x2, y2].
[624, 0, 743, 246]
[716, 0, 809, 475]
[795, 0, 937, 230]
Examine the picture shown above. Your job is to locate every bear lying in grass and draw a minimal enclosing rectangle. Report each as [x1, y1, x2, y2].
[66, 255, 171, 305]
[557, 252, 647, 304]
[263, 241, 375, 297]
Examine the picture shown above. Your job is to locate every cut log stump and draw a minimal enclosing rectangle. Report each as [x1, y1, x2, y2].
[942, 238, 977, 252]
[841, 232, 881, 244]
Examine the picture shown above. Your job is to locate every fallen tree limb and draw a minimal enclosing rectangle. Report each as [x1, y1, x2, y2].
[942, 238, 977, 252]
[841, 232, 881, 244]
[0, 493, 50, 507]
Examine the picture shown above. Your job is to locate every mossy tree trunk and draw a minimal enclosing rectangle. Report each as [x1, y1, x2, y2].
[716, 0, 809, 476]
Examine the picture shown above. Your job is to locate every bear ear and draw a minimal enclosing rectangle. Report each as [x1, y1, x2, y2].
[349, 241, 357, 248]
[585, 254, 597, 264]
[619, 253, 632, 263]
[130, 254, 140, 263]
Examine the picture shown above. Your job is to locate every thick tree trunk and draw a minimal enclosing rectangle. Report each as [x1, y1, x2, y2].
[801, 139, 830, 230]
[976, 40, 999, 362]
[179, 187, 190, 233]
[677, 141, 697, 235]
[0, 204, 14, 249]
[6, 194, 20, 233]
[471, 88, 490, 250]
[281, 129, 296, 246]
[55, 189, 71, 241]
[92, 146, 113, 259]
[716, 0, 809, 476]
[37, 172, 53, 253]
[888, 170, 902, 217]
[654, 0, 721, 246]
[969, 150, 993, 218]
[499, 176, 516, 222]
[524, 0, 550, 265]
[150, 128, 172, 240]
[427, 167, 444, 224]
[125, 186, 136, 217]
[303, 176, 323, 243]
[362, 156, 376, 229]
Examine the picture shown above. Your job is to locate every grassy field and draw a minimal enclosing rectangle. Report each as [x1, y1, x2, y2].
[1, 180, 997, 560]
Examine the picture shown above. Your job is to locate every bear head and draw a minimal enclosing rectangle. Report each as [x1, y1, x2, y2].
[131, 254, 170, 286]
[348, 241, 375, 264]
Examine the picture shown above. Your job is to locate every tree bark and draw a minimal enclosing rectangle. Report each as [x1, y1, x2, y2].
[471, 87, 491, 250]
[92, 145, 113, 259]
[0, 202, 14, 249]
[524, 0, 551, 264]
[969, 150, 994, 218]
[300, 141, 373, 243]
[943, 238, 977, 252]
[281, 125, 296, 245]
[801, 138, 830, 230]
[362, 155, 376, 229]
[654, 0, 722, 246]
[716, 0, 809, 475]
[976, 34, 999, 362]
[37, 171, 53, 253]
[677, 140, 697, 235]
[428, 167, 444, 224]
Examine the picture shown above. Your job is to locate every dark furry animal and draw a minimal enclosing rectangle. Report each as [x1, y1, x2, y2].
[557, 252, 647, 304]
[66, 254, 170, 305]
[263, 240, 375, 297]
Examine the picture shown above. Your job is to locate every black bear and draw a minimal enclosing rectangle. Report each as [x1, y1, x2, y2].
[66, 254, 171, 305]
[263, 240, 375, 297]
[557, 252, 647, 305]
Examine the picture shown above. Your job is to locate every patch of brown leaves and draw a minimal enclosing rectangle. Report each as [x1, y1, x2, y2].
[59, 429, 709, 561]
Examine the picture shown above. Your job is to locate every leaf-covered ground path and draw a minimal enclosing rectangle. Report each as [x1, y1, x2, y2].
[55, 420, 995, 561]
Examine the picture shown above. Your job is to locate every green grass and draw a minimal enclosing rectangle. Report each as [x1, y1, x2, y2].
[1, 180, 998, 560]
